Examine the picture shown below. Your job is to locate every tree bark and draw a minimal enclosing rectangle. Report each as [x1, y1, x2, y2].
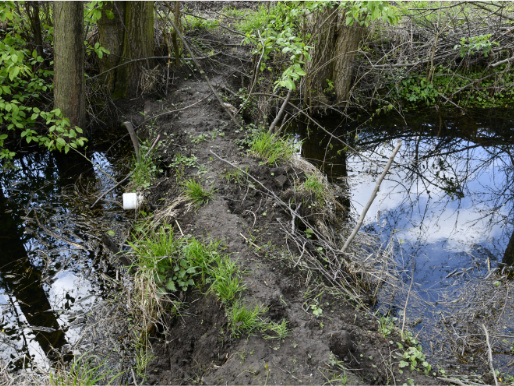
[53, 2, 85, 130]
[503, 229, 514, 266]
[98, 1, 155, 99]
[307, 6, 365, 105]
[332, 16, 365, 102]
[98, 1, 126, 93]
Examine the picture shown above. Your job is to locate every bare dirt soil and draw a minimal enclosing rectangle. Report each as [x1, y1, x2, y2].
[114, 17, 442, 385]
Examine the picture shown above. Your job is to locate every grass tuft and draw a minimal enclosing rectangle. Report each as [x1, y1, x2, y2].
[50, 352, 124, 386]
[250, 131, 299, 165]
[182, 178, 213, 207]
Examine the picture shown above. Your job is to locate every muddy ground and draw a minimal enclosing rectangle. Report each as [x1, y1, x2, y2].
[105, 22, 449, 385]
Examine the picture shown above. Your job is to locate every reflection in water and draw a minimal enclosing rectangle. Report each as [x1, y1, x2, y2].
[0, 150, 129, 371]
[290, 109, 514, 373]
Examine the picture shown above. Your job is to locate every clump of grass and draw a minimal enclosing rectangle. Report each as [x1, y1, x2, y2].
[210, 256, 246, 304]
[302, 173, 326, 203]
[229, 301, 266, 337]
[263, 319, 289, 340]
[131, 140, 161, 189]
[250, 131, 299, 165]
[50, 352, 124, 386]
[221, 167, 248, 185]
[182, 178, 213, 207]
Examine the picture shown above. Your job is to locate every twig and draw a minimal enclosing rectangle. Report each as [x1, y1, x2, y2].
[481, 323, 499, 386]
[165, 9, 240, 127]
[268, 88, 293, 134]
[340, 141, 402, 255]
[87, 54, 218, 80]
[123, 121, 140, 164]
[131, 368, 139, 386]
[90, 135, 161, 209]
[175, 220, 184, 237]
[437, 377, 471, 386]
[402, 261, 415, 335]
[137, 94, 210, 129]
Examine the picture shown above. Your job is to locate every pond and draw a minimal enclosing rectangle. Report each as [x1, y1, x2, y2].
[290, 108, 514, 376]
[0, 144, 131, 371]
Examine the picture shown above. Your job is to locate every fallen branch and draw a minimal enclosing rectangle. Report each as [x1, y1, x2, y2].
[482, 323, 499, 386]
[268, 88, 293, 134]
[340, 141, 402, 255]
[123, 121, 140, 164]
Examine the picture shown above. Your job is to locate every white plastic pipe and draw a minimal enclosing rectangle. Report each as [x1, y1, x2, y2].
[123, 193, 142, 210]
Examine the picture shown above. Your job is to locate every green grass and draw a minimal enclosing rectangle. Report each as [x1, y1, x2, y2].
[210, 256, 246, 304]
[221, 167, 248, 185]
[250, 131, 299, 165]
[228, 300, 266, 337]
[262, 319, 289, 340]
[182, 178, 213, 207]
[131, 142, 161, 189]
[235, 5, 270, 33]
[50, 352, 124, 386]
[302, 173, 325, 203]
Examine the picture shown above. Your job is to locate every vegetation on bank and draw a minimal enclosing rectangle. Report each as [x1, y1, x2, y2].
[1, 1, 513, 384]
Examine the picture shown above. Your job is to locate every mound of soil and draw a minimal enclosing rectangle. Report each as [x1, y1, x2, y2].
[117, 26, 441, 386]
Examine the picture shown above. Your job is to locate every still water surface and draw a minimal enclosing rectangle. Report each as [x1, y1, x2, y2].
[0, 150, 130, 370]
[291, 109, 514, 373]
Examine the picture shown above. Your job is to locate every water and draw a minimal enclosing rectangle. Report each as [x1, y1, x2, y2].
[290, 109, 514, 374]
[0, 149, 131, 371]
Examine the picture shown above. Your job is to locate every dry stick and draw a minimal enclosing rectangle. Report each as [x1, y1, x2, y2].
[401, 260, 415, 336]
[166, 14, 240, 128]
[90, 135, 161, 209]
[87, 55, 217, 80]
[268, 88, 293, 134]
[123, 121, 140, 164]
[237, 32, 266, 115]
[482, 323, 499, 386]
[340, 141, 402, 255]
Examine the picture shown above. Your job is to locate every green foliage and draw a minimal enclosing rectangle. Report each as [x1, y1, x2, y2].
[250, 130, 299, 166]
[0, 7, 88, 159]
[131, 140, 161, 189]
[454, 34, 499, 58]
[377, 315, 397, 336]
[183, 14, 219, 32]
[170, 153, 198, 168]
[342, 1, 400, 27]
[396, 77, 439, 106]
[129, 226, 230, 295]
[182, 178, 213, 207]
[240, 2, 323, 92]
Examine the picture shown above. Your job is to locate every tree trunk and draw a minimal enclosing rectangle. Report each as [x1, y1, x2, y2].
[306, 6, 365, 105]
[99, 1, 155, 99]
[332, 16, 365, 102]
[503, 229, 514, 266]
[24, 1, 44, 58]
[53, 2, 85, 130]
[98, 1, 126, 93]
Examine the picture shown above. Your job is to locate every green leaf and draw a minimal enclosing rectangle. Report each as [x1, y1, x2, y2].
[166, 280, 177, 291]
[56, 137, 66, 149]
